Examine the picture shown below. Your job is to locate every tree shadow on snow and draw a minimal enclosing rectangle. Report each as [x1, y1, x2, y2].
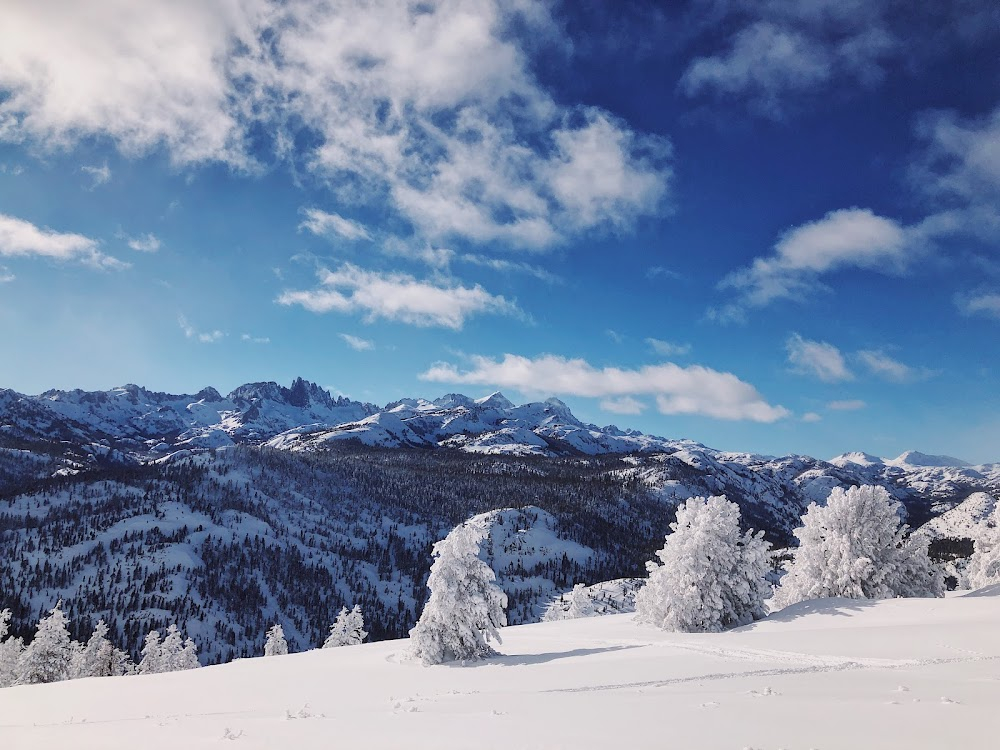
[734, 597, 878, 631]
[464, 645, 643, 668]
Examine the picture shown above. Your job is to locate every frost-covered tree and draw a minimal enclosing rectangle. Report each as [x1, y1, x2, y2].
[16, 602, 74, 685]
[966, 513, 1000, 590]
[774, 485, 944, 608]
[138, 630, 164, 675]
[177, 637, 201, 671]
[634, 495, 773, 633]
[70, 620, 116, 679]
[408, 519, 507, 665]
[159, 624, 185, 671]
[264, 624, 288, 656]
[543, 583, 595, 622]
[0, 609, 25, 688]
[323, 605, 368, 648]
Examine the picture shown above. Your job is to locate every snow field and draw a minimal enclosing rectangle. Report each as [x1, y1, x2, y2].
[2, 590, 998, 750]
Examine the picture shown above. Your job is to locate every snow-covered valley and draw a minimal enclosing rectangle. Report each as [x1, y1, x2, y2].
[2, 589, 999, 750]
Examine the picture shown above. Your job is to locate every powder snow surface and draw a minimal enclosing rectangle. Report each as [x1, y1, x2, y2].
[2, 591, 998, 749]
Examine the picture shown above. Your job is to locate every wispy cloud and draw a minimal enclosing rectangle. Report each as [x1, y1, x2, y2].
[715, 208, 911, 321]
[299, 208, 372, 242]
[421, 353, 790, 422]
[956, 291, 1000, 320]
[277, 263, 521, 330]
[828, 399, 866, 411]
[124, 232, 161, 253]
[179, 315, 224, 344]
[81, 162, 111, 189]
[646, 337, 691, 357]
[0, 266, 13, 283]
[646, 265, 682, 281]
[786, 334, 853, 383]
[339, 333, 374, 351]
[459, 254, 561, 284]
[801, 412, 822, 423]
[600, 396, 646, 415]
[241, 333, 270, 344]
[856, 349, 933, 383]
[606, 329, 624, 344]
[0, 213, 125, 269]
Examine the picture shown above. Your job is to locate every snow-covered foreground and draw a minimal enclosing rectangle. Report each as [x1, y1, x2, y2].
[3, 591, 999, 750]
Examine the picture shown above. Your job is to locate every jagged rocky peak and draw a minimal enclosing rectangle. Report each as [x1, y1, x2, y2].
[432, 393, 477, 409]
[194, 386, 223, 402]
[226, 378, 332, 407]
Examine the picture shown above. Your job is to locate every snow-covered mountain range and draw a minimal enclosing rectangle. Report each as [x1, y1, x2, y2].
[1, 378, 997, 664]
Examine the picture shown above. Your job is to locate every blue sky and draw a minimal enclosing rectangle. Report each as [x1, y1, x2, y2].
[1, 0, 999, 462]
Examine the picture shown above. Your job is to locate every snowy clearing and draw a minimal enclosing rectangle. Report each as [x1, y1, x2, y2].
[2, 590, 998, 749]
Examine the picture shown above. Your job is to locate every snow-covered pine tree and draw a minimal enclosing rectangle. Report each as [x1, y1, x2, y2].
[633, 495, 773, 633]
[177, 637, 201, 670]
[966, 510, 1000, 589]
[773, 485, 944, 608]
[543, 583, 595, 622]
[70, 620, 116, 679]
[159, 624, 184, 671]
[264, 624, 288, 656]
[323, 605, 368, 648]
[138, 630, 163, 675]
[15, 602, 74, 685]
[0, 609, 25, 688]
[408, 519, 507, 665]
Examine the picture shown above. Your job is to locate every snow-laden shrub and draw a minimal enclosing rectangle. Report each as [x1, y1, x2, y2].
[138, 624, 200, 674]
[264, 624, 289, 656]
[408, 519, 507, 665]
[774, 485, 944, 608]
[634, 495, 772, 633]
[0, 609, 25, 688]
[966, 511, 1000, 590]
[323, 605, 367, 648]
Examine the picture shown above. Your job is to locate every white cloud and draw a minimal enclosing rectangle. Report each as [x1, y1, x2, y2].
[81, 162, 111, 189]
[646, 338, 691, 357]
[459, 254, 560, 283]
[856, 349, 931, 383]
[299, 208, 372, 242]
[600, 396, 646, 415]
[828, 399, 866, 411]
[179, 315, 225, 343]
[339, 333, 375, 351]
[679, 2, 897, 117]
[786, 334, 853, 383]
[0, 1, 670, 248]
[956, 291, 1000, 320]
[0, 266, 13, 283]
[646, 266, 682, 281]
[606, 329, 624, 344]
[125, 233, 161, 253]
[0, 213, 125, 269]
[277, 263, 520, 329]
[241, 333, 270, 344]
[421, 353, 790, 422]
[801, 412, 822, 423]
[718, 208, 910, 318]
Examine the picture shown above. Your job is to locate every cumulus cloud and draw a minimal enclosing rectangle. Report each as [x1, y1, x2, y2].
[421, 353, 790, 422]
[277, 263, 519, 329]
[956, 291, 1000, 319]
[339, 333, 375, 351]
[828, 399, 866, 411]
[81, 162, 111, 189]
[0, 213, 125, 269]
[179, 315, 224, 343]
[856, 349, 932, 383]
[0, 1, 671, 248]
[716, 208, 910, 319]
[646, 338, 691, 357]
[786, 334, 853, 382]
[299, 208, 372, 242]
